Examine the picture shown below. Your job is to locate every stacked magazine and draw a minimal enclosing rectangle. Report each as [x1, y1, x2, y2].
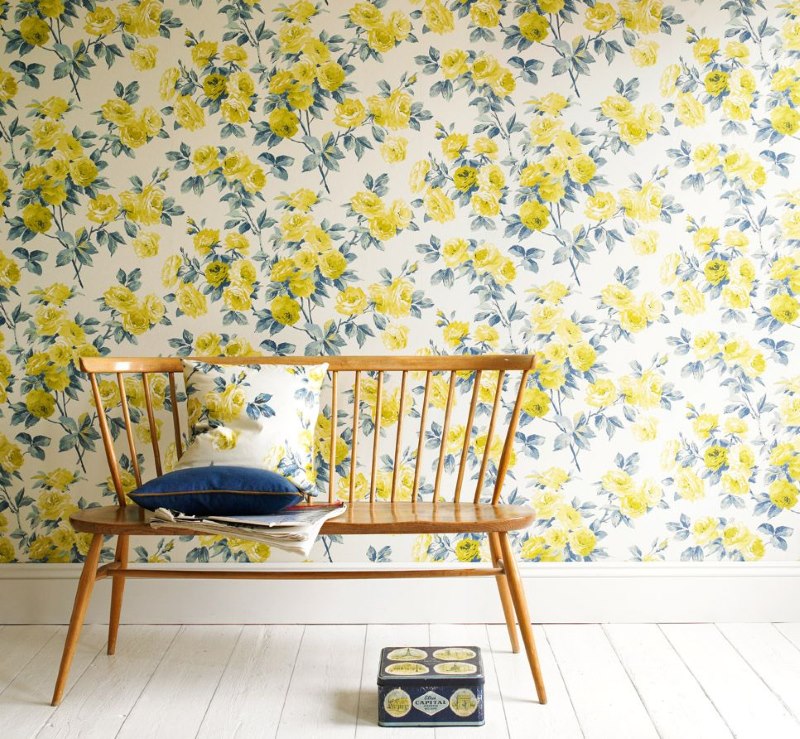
[150, 503, 347, 557]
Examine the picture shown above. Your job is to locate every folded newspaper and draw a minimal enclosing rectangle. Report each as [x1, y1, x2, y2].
[150, 503, 347, 557]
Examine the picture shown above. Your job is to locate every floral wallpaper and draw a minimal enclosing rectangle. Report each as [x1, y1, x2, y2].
[1, 0, 799, 567]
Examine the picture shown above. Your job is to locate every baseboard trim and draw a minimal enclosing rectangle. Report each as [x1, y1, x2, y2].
[2, 562, 798, 623]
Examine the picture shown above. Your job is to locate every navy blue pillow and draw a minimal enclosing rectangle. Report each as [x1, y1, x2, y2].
[129, 466, 303, 516]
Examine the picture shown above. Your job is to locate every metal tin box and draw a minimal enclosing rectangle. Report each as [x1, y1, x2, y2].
[377, 646, 485, 727]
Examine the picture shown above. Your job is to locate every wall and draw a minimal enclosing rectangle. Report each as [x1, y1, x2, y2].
[1, 0, 799, 568]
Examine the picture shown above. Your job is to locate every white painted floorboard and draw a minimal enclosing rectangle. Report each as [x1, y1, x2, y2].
[38, 626, 180, 739]
[276, 624, 366, 738]
[196, 624, 304, 739]
[662, 623, 800, 739]
[716, 623, 800, 724]
[488, 624, 583, 739]
[545, 624, 658, 739]
[115, 625, 243, 739]
[603, 623, 732, 739]
[1, 623, 800, 738]
[0, 625, 106, 739]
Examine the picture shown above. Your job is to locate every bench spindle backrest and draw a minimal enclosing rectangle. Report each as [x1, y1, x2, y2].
[81, 355, 535, 509]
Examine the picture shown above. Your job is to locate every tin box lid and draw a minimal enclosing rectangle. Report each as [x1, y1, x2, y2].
[377, 646, 484, 686]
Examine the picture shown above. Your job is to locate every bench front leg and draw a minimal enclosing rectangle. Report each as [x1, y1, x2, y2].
[489, 532, 520, 653]
[498, 531, 548, 704]
[51, 533, 103, 706]
[107, 534, 129, 655]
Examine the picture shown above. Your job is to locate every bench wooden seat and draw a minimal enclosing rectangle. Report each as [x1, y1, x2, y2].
[51, 354, 547, 707]
[71, 502, 537, 536]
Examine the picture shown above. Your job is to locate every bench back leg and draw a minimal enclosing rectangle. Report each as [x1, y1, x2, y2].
[489, 532, 520, 653]
[51, 533, 103, 706]
[108, 534, 129, 655]
[498, 531, 548, 704]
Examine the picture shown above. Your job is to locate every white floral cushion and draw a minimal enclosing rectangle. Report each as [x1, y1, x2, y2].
[175, 360, 328, 494]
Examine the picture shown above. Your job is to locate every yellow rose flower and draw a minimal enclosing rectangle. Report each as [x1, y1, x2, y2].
[584, 2, 616, 32]
[770, 294, 800, 324]
[771, 105, 800, 136]
[441, 132, 468, 161]
[22, 203, 53, 234]
[317, 61, 346, 91]
[632, 40, 658, 67]
[26, 388, 56, 419]
[174, 96, 205, 131]
[311, 249, 342, 281]
[704, 259, 729, 285]
[675, 467, 705, 501]
[0, 435, 24, 474]
[522, 387, 550, 418]
[769, 479, 798, 510]
[569, 343, 596, 372]
[519, 201, 549, 232]
[85, 7, 117, 35]
[442, 321, 469, 348]
[159, 67, 179, 100]
[222, 43, 247, 64]
[335, 286, 367, 316]
[0, 537, 14, 562]
[201, 73, 227, 101]
[454, 538, 482, 562]
[176, 282, 207, 318]
[704, 70, 729, 96]
[20, 16, 51, 46]
[131, 43, 158, 71]
[568, 154, 596, 184]
[269, 108, 299, 138]
[568, 528, 596, 557]
[120, 185, 164, 226]
[118, 0, 162, 38]
[584, 192, 617, 220]
[382, 322, 409, 350]
[441, 49, 468, 79]
[223, 284, 252, 312]
[441, 238, 469, 267]
[278, 21, 310, 53]
[332, 98, 366, 128]
[693, 143, 720, 173]
[675, 93, 706, 127]
[693, 37, 720, 64]
[518, 12, 549, 41]
[271, 295, 301, 325]
[675, 282, 706, 315]
[380, 135, 407, 163]
[692, 517, 719, 546]
[424, 187, 455, 223]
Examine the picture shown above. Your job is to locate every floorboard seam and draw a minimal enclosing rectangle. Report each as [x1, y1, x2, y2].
[485, 623, 511, 739]
[656, 625, 735, 737]
[193, 624, 245, 739]
[714, 624, 800, 725]
[600, 624, 663, 739]
[540, 626, 586, 739]
[273, 624, 306, 739]
[772, 623, 800, 656]
[352, 624, 368, 738]
[0, 626, 61, 700]
[113, 624, 183, 739]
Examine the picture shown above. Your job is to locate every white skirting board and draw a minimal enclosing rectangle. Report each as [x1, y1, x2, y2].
[1, 561, 799, 624]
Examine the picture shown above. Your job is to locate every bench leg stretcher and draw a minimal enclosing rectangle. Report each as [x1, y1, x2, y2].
[51, 531, 548, 706]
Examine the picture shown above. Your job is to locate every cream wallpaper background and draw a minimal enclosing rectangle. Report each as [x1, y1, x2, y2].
[1, 0, 799, 565]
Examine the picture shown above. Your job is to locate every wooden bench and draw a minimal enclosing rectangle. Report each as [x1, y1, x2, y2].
[52, 354, 547, 706]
